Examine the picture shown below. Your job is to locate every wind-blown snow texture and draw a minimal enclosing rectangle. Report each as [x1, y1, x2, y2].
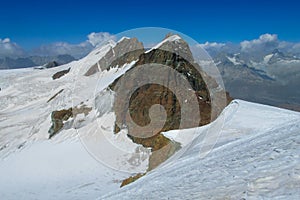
[102, 100, 300, 200]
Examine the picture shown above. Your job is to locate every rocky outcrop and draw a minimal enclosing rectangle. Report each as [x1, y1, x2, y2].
[48, 108, 73, 139]
[48, 105, 92, 139]
[112, 35, 230, 187]
[52, 68, 70, 80]
[84, 38, 144, 76]
[120, 173, 145, 187]
[111, 42, 213, 134]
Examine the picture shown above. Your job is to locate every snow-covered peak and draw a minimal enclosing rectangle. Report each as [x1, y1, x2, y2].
[118, 36, 131, 43]
[145, 34, 181, 53]
[226, 55, 241, 65]
[153, 34, 181, 49]
[263, 53, 273, 64]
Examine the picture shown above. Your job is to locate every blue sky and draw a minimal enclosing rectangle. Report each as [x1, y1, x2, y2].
[0, 0, 300, 49]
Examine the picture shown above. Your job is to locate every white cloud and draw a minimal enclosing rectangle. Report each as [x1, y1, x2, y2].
[2, 38, 10, 43]
[2, 32, 300, 60]
[196, 33, 300, 59]
[0, 38, 25, 58]
[32, 32, 115, 58]
[199, 34, 280, 55]
[197, 41, 239, 56]
[238, 33, 300, 56]
[240, 33, 278, 52]
[199, 42, 225, 49]
[290, 43, 300, 54]
[87, 32, 115, 47]
[32, 41, 93, 59]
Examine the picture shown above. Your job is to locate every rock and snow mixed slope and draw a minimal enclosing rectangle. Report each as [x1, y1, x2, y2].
[0, 98, 299, 199]
[0, 37, 150, 199]
[0, 35, 300, 199]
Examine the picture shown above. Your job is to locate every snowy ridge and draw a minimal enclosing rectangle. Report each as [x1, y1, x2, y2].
[145, 35, 181, 53]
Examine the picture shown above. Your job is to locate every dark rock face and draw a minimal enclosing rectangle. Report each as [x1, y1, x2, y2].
[84, 38, 144, 76]
[52, 68, 71, 80]
[110, 35, 229, 178]
[112, 49, 211, 171]
[120, 173, 145, 187]
[48, 105, 92, 139]
[48, 108, 73, 139]
[113, 48, 212, 131]
[112, 35, 231, 187]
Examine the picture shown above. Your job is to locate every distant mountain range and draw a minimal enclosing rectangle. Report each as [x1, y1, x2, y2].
[207, 48, 300, 110]
[0, 54, 75, 69]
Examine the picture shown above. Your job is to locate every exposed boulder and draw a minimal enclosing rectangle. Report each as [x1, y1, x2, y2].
[52, 68, 71, 80]
[48, 108, 73, 139]
[48, 105, 92, 139]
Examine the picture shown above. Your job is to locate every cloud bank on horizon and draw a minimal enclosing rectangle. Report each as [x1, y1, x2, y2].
[1, 32, 300, 59]
[0, 32, 115, 59]
[0, 38, 25, 58]
[199, 33, 300, 56]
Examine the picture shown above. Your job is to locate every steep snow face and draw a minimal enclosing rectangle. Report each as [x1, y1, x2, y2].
[102, 100, 300, 200]
[0, 41, 118, 157]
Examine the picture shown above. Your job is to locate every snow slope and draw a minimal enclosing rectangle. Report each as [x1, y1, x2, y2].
[102, 100, 300, 200]
[1, 87, 300, 199]
[0, 38, 150, 199]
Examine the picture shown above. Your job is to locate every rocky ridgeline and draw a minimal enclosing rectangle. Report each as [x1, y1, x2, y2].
[106, 35, 230, 185]
[47, 35, 231, 186]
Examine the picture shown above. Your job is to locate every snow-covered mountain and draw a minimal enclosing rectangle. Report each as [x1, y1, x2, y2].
[0, 35, 300, 199]
[211, 48, 300, 110]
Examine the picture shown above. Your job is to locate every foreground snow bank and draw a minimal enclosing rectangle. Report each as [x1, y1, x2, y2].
[1, 96, 300, 199]
[102, 100, 300, 200]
